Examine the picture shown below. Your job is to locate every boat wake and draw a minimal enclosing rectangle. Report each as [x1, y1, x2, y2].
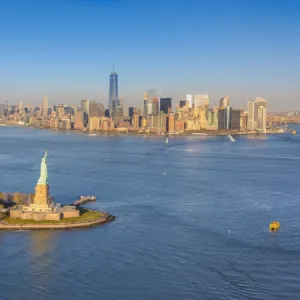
[228, 135, 236, 142]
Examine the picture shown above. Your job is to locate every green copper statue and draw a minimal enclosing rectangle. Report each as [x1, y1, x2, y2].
[38, 151, 48, 184]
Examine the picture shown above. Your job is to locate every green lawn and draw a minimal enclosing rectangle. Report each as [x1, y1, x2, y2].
[2, 208, 106, 225]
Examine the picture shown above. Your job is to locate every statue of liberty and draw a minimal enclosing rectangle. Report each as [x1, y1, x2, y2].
[38, 151, 48, 184]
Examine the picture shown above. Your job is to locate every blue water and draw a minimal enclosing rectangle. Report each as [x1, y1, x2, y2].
[1, 126, 300, 300]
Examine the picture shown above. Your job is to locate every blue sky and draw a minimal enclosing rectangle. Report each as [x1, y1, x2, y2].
[0, 0, 299, 111]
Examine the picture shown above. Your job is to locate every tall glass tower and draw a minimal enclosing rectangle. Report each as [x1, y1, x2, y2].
[109, 65, 118, 118]
[81, 99, 89, 125]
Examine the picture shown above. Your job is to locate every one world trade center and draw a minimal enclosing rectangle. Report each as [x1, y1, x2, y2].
[109, 64, 118, 118]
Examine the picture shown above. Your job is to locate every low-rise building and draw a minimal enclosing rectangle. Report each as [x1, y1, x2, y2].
[88, 117, 100, 131]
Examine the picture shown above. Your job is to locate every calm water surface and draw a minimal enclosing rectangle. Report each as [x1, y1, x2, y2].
[1, 127, 300, 300]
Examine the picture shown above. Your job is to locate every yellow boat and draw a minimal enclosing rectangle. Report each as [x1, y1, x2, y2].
[292, 130, 296, 135]
[269, 221, 280, 231]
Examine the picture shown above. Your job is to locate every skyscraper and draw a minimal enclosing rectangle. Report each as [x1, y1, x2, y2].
[194, 94, 208, 108]
[146, 89, 157, 116]
[179, 100, 187, 107]
[152, 97, 159, 115]
[158, 111, 167, 133]
[218, 105, 232, 130]
[42, 96, 48, 117]
[0, 104, 5, 117]
[231, 109, 241, 130]
[255, 98, 267, 131]
[225, 105, 232, 130]
[74, 109, 84, 130]
[220, 96, 229, 109]
[88, 117, 100, 131]
[194, 95, 202, 108]
[203, 93, 209, 108]
[143, 93, 148, 118]
[186, 94, 193, 108]
[128, 107, 135, 118]
[89, 102, 105, 118]
[160, 97, 172, 114]
[115, 106, 124, 120]
[247, 97, 267, 132]
[258, 106, 267, 132]
[247, 101, 255, 131]
[109, 66, 118, 118]
[240, 111, 248, 131]
[56, 107, 65, 119]
[81, 100, 89, 125]
[19, 100, 23, 114]
[132, 113, 139, 128]
[147, 102, 153, 115]
[118, 97, 125, 117]
[168, 113, 175, 133]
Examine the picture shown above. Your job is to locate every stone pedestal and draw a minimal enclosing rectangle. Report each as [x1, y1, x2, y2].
[23, 183, 52, 213]
[34, 183, 50, 205]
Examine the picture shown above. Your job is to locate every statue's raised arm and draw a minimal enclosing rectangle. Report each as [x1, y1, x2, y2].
[38, 151, 48, 184]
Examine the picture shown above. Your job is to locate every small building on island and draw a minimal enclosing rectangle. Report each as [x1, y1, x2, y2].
[10, 151, 80, 221]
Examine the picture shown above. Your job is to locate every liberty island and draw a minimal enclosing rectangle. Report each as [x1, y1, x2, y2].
[0, 151, 114, 229]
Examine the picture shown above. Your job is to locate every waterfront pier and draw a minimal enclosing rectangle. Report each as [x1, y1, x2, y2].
[71, 196, 96, 206]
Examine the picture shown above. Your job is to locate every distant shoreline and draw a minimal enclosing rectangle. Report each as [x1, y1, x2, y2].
[1, 124, 287, 137]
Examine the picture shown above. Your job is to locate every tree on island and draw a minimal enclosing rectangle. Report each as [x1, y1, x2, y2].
[0, 206, 5, 220]
[28, 193, 35, 204]
[0, 192, 5, 201]
[13, 192, 27, 205]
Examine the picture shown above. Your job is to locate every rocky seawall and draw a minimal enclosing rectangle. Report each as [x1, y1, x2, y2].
[0, 213, 115, 231]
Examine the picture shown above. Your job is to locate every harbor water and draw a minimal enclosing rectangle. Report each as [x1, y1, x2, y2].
[1, 126, 300, 299]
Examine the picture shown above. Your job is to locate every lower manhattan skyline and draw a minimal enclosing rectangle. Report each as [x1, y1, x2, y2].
[0, 0, 299, 111]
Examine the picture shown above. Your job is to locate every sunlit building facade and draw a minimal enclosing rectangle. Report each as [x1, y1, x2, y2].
[109, 71, 118, 118]
[247, 97, 267, 132]
[81, 100, 89, 125]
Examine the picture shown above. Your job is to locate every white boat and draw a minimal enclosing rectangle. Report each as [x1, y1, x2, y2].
[192, 132, 208, 136]
[228, 135, 236, 142]
[165, 137, 169, 144]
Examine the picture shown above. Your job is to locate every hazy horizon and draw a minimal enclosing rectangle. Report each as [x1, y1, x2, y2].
[1, 0, 299, 111]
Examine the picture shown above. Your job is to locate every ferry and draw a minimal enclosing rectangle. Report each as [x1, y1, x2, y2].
[269, 220, 280, 231]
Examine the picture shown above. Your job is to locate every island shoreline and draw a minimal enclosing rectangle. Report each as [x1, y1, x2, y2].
[0, 213, 115, 231]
